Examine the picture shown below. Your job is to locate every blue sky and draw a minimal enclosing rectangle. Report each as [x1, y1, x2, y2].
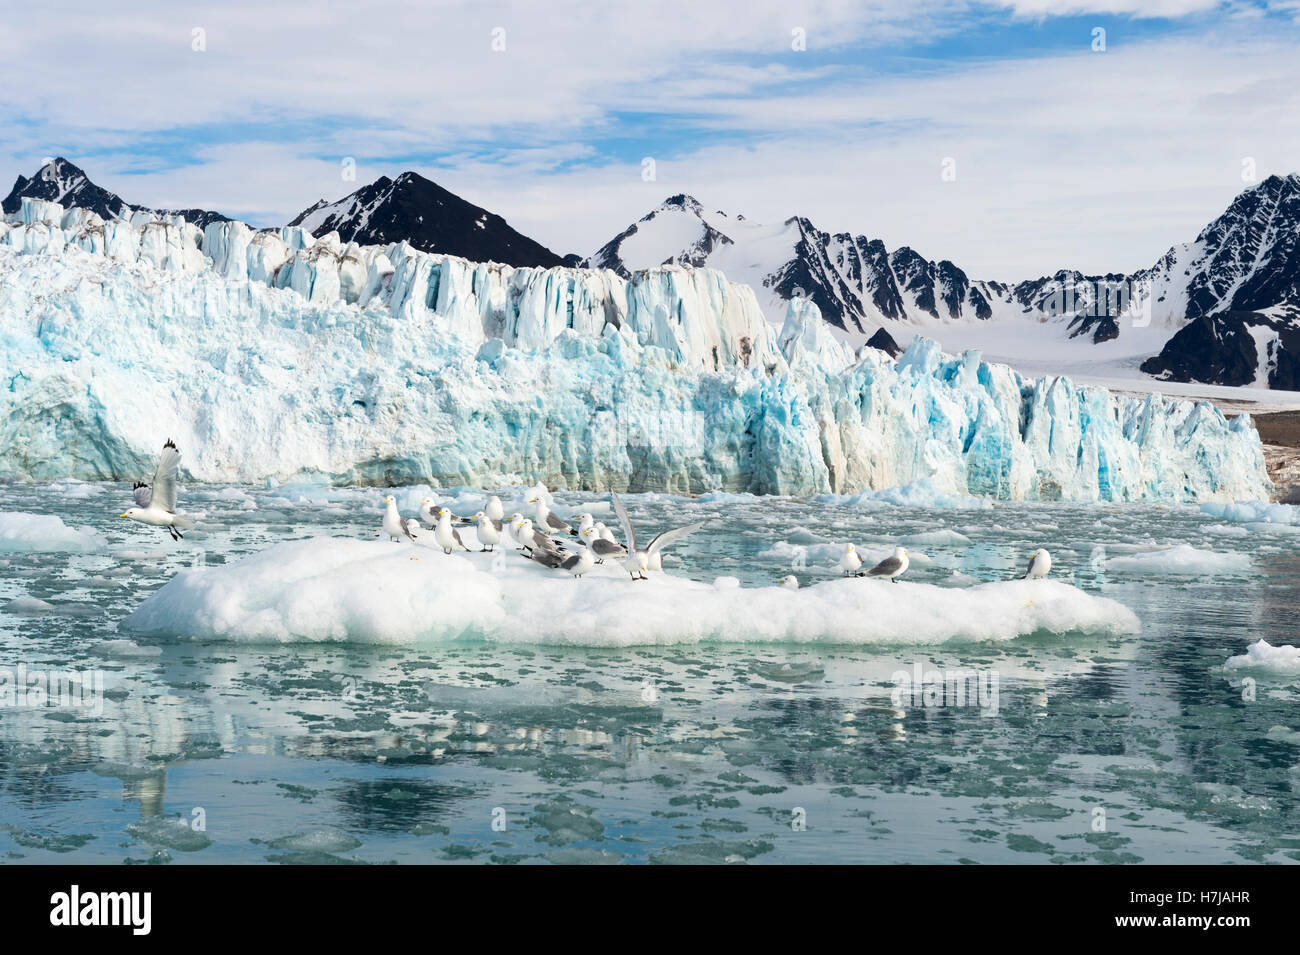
[2, 0, 1299, 277]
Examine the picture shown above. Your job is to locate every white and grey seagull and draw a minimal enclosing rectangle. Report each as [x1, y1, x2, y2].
[559, 543, 596, 578]
[528, 494, 577, 536]
[1023, 548, 1052, 580]
[580, 525, 626, 563]
[610, 492, 706, 581]
[382, 496, 419, 542]
[120, 439, 195, 541]
[469, 511, 502, 551]
[434, 507, 471, 554]
[865, 546, 910, 583]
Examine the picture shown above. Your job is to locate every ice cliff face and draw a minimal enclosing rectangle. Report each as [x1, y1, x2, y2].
[0, 197, 1270, 500]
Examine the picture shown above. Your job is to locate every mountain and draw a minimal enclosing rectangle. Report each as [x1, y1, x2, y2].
[2, 157, 230, 229]
[287, 171, 565, 269]
[587, 175, 1300, 388]
[584, 194, 1001, 338]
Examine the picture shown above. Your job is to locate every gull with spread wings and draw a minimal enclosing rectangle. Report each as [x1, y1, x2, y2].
[120, 439, 195, 541]
[610, 492, 706, 581]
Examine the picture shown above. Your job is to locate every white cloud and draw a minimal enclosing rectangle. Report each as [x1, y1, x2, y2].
[1, 2, 1297, 279]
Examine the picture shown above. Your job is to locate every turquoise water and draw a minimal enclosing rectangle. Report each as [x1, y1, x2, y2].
[1, 482, 1298, 864]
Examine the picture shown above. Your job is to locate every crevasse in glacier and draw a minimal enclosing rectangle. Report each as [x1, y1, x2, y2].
[0, 196, 1271, 500]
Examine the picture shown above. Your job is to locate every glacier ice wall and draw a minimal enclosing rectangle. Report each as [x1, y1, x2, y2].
[0, 198, 1271, 501]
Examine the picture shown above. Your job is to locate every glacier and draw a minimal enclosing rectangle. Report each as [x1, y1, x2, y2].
[0, 196, 1271, 501]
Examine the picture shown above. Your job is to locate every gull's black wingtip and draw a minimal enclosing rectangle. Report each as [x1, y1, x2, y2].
[163, 438, 178, 451]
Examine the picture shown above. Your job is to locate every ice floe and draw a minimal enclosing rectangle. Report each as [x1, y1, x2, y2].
[122, 535, 1140, 646]
[1224, 640, 1300, 675]
[1103, 543, 1251, 576]
[0, 511, 107, 553]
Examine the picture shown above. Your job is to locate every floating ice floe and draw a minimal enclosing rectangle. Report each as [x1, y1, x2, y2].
[1103, 543, 1250, 576]
[1224, 640, 1300, 675]
[0, 511, 107, 553]
[121, 535, 1140, 646]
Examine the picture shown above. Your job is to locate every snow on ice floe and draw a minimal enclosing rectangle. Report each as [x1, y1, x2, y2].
[1103, 544, 1251, 576]
[120, 535, 1139, 646]
[0, 511, 107, 553]
[1224, 640, 1300, 675]
[0, 215, 1271, 502]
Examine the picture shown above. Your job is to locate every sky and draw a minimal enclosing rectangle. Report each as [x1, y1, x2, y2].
[2, 0, 1299, 279]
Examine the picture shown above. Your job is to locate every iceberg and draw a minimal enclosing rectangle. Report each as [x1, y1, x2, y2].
[120, 536, 1140, 646]
[1103, 544, 1251, 576]
[0, 198, 1271, 501]
[0, 511, 108, 553]
[1224, 640, 1300, 675]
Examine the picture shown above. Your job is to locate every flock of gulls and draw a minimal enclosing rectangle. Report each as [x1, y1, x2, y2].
[379, 488, 708, 582]
[118, 439, 1056, 586]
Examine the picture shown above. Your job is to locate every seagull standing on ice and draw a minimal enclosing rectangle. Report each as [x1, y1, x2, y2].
[382, 496, 419, 542]
[574, 513, 595, 537]
[778, 575, 800, 590]
[1023, 548, 1052, 580]
[580, 525, 626, 563]
[470, 511, 502, 551]
[529, 495, 576, 537]
[434, 508, 471, 554]
[610, 492, 706, 581]
[559, 543, 596, 578]
[839, 543, 862, 577]
[866, 546, 909, 583]
[120, 439, 195, 541]
[418, 499, 441, 527]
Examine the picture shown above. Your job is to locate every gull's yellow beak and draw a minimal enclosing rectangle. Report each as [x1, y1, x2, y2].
[119, 513, 128, 518]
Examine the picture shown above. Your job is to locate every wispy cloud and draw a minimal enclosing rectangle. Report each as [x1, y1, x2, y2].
[2, 1, 1297, 278]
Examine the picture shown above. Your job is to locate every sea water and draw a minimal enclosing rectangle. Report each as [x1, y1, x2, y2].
[1, 481, 1297, 864]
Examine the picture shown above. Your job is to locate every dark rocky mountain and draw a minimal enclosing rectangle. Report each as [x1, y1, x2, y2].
[588, 174, 1300, 387]
[287, 171, 565, 269]
[1141, 311, 1300, 390]
[2, 157, 229, 228]
[865, 327, 902, 358]
[585, 199, 998, 335]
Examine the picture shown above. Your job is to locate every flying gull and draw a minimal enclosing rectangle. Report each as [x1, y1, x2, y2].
[610, 492, 706, 581]
[120, 439, 196, 541]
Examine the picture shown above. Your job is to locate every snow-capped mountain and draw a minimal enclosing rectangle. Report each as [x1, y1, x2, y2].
[2, 157, 230, 229]
[587, 175, 1300, 388]
[584, 194, 1002, 336]
[288, 171, 566, 269]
